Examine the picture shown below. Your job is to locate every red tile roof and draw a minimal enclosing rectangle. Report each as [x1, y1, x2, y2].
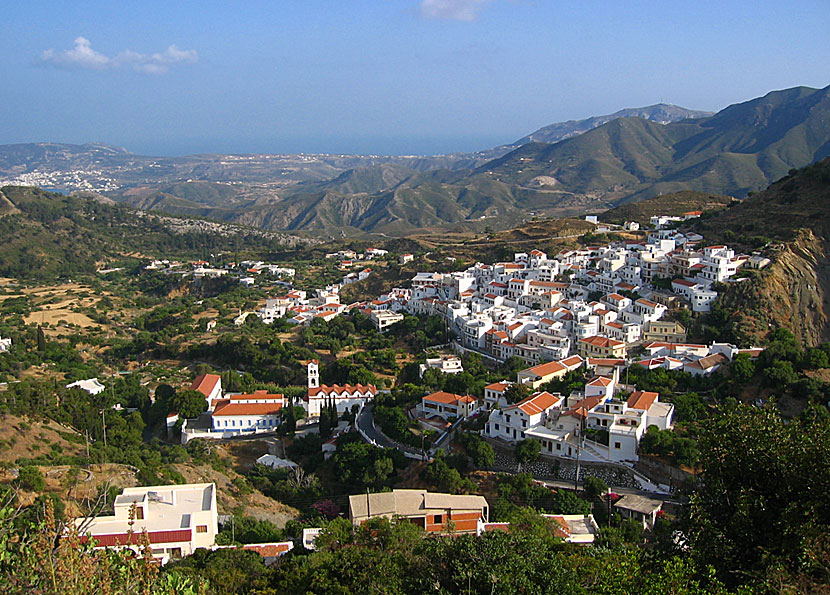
[508, 391, 560, 416]
[485, 382, 511, 392]
[423, 391, 476, 406]
[241, 542, 293, 557]
[85, 529, 192, 547]
[190, 374, 221, 398]
[212, 401, 283, 416]
[524, 360, 566, 378]
[580, 336, 625, 348]
[308, 384, 377, 398]
[626, 391, 658, 410]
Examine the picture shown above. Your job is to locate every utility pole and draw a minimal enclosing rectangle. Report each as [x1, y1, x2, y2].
[573, 417, 583, 491]
[101, 408, 107, 449]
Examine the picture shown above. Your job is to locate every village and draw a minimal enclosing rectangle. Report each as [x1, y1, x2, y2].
[110, 213, 770, 475]
[57, 212, 778, 566]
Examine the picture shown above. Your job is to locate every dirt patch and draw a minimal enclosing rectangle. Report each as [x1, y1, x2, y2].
[0, 414, 85, 463]
[24, 309, 97, 328]
[805, 368, 830, 383]
[193, 308, 220, 320]
[173, 462, 300, 527]
[223, 440, 272, 472]
[42, 463, 139, 517]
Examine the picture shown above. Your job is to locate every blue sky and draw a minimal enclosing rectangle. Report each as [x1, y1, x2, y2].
[1, 0, 828, 156]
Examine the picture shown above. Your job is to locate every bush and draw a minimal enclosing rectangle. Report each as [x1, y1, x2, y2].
[16, 465, 45, 491]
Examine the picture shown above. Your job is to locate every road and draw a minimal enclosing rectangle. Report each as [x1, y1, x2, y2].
[539, 479, 671, 499]
[356, 404, 399, 450]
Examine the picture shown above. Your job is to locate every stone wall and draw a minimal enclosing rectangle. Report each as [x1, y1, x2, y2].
[486, 437, 639, 489]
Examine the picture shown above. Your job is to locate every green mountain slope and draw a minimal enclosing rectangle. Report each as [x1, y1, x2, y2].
[480, 85, 830, 205]
[0, 186, 307, 279]
[598, 191, 735, 224]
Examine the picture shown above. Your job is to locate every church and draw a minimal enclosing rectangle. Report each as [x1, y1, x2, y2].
[304, 360, 377, 418]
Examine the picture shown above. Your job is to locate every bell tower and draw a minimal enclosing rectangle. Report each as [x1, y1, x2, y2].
[307, 360, 319, 389]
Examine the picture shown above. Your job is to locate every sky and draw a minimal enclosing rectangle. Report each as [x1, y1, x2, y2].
[1, 0, 828, 156]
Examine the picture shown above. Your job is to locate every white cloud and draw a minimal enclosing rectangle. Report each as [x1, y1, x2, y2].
[40, 37, 110, 69]
[40, 37, 198, 74]
[419, 0, 491, 21]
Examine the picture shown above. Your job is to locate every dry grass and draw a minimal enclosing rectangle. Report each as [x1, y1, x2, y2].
[0, 414, 85, 463]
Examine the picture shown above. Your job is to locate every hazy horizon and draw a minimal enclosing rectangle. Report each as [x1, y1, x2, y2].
[3, 1, 829, 157]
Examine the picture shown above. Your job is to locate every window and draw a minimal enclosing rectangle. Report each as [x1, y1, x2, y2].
[494, 424, 499, 431]
[196, 525, 208, 533]
[135, 507, 144, 520]
[434, 514, 444, 524]
[614, 442, 621, 449]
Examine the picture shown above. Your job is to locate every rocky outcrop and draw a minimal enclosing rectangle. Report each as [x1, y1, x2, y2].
[720, 230, 829, 346]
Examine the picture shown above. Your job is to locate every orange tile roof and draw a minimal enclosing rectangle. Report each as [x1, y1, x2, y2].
[580, 336, 625, 348]
[485, 382, 511, 392]
[308, 384, 377, 397]
[213, 401, 283, 416]
[626, 391, 658, 410]
[508, 391, 560, 416]
[241, 542, 292, 557]
[561, 355, 585, 368]
[586, 376, 613, 387]
[423, 391, 475, 406]
[525, 360, 566, 378]
[190, 374, 221, 398]
[563, 396, 603, 419]
[588, 358, 625, 366]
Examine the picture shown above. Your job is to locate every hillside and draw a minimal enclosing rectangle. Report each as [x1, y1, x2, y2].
[1, 86, 828, 235]
[513, 103, 712, 146]
[598, 191, 735, 224]
[478, 85, 830, 204]
[0, 186, 310, 279]
[232, 85, 830, 234]
[690, 159, 830, 345]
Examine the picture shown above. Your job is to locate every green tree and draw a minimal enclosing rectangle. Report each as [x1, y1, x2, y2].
[690, 405, 830, 586]
[514, 438, 540, 471]
[171, 389, 208, 419]
[16, 465, 45, 491]
[503, 383, 530, 404]
[583, 476, 608, 501]
[729, 352, 755, 383]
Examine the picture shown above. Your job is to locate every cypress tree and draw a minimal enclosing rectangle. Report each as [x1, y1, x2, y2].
[319, 402, 330, 439]
[36, 326, 46, 352]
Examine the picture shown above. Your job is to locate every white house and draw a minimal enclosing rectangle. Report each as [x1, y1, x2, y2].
[419, 356, 464, 377]
[66, 378, 106, 396]
[370, 310, 404, 332]
[191, 374, 223, 410]
[76, 483, 219, 565]
[0, 336, 10, 352]
[483, 381, 511, 410]
[304, 361, 376, 417]
[614, 495, 663, 529]
[485, 391, 563, 443]
[256, 454, 298, 469]
[211, 391, 284, 433]
[420, 391, 478, 421]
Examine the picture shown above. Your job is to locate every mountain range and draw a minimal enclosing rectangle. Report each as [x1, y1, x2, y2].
[0, 85, 828, 235]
